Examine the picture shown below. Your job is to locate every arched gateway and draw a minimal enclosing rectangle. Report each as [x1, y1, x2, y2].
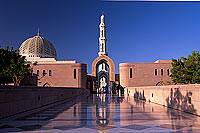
[91, 13, 115, 93]
[92, 55, 115, 85]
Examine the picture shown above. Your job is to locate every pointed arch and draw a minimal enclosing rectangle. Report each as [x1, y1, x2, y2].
[92, 55, 115, 82]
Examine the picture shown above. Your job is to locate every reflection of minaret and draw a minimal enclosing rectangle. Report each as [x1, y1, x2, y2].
[98, 12, 108, 56]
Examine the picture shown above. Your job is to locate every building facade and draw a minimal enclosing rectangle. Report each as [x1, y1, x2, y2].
[32, 61, 87, 88]
[119, 60, 172, 87]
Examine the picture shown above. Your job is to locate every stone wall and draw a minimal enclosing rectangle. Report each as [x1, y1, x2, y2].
[119, 62, 172, 87]
[0, 86, 89, 119]
[124, 84, 200, 116]
[30, 62, 87, 88]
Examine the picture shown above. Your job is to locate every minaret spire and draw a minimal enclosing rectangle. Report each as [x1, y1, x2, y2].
[98, 12, 107, 56]
[37, 27, 40, 37]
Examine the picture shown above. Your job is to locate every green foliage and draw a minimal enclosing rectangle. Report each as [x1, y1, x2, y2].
[0, 46, 30, 86]
[170, 51, 200, 84]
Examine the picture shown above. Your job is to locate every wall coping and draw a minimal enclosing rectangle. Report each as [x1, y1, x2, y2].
[0, 86, 86, 90]
[126, 84, 200, 89]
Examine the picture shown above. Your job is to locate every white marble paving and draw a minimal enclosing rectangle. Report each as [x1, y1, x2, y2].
[1, 94, 200, 132]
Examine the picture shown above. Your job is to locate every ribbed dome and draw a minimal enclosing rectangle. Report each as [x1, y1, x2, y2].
[19, 35, 57, 59]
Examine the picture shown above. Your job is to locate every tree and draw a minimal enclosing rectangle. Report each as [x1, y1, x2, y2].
[0, 46, 12, 84]
[170, 51, 200, 84]
[0, 46, 30, 86]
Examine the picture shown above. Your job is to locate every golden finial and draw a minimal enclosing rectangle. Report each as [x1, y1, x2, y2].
[37, 27, 40, 36]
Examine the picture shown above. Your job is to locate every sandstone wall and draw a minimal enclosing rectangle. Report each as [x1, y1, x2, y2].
[124, 84, 200, 116]
[0, 86, 89, 119]
[32, 63, 87, 88]
[119, 63, 172, 87]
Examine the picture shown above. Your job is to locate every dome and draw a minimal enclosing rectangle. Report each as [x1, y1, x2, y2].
[19, 32, 57, 60]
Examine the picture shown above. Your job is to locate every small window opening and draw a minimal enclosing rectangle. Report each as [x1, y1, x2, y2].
[161, 69, 164, 76]
[74, 69, 76, 79]
[130, 68, 133, 78]
[43, 70, 46, 76]
[74, 106, 76, 117]
[31, 70, 33, 76]
[167, 69, 170, 76]
[49, 70, 52, 76]
[155, 69, 157, 76]
[37, 70, 39, 76]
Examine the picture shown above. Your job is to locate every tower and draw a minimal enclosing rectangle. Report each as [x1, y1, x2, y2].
[97, 13, 109, 89]
[98, 12, 108, 56]
[92, 12, 115, 93]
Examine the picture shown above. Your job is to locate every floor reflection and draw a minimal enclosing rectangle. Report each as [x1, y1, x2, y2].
[0, 94, 200, 132]
[96, 94, 110, 126]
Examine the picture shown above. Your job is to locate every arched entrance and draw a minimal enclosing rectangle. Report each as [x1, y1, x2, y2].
[98, 71, 109, 89]
[92, 55, 115, 92]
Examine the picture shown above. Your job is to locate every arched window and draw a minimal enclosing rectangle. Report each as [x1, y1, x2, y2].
[37, 70, 39, 76]
[167, 69, 170, 76]
[130, 68, 133, 78]
[49, 70, 52, 76]
[31, 70, 33, 76]
[161, 69, 164, 76]
[155, 69, 157, 76]
[43, 70, 46, 76]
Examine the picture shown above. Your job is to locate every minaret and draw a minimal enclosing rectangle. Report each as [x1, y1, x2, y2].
[98, 12, 108, 56]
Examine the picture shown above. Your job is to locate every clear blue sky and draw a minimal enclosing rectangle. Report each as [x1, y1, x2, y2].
[1, 0, 200, 73]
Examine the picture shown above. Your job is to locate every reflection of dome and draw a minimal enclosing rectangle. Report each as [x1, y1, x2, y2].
[19, 30, 57, 60]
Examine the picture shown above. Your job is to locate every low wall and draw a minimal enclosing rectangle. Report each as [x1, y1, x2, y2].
[125, 84, 200, 116]
[0, 86, 89, 119]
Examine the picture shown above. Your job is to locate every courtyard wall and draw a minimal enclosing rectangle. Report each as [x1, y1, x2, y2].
[124, 84, 200, 116]
[0, 86, 89, 119]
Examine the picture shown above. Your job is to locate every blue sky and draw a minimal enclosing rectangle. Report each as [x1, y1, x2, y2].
[1, 0, 200, 73]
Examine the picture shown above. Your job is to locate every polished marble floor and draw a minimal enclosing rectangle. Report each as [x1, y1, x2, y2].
[1, 94, 200, 132]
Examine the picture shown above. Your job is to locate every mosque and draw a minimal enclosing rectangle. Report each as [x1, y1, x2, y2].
[19, 13, 172, 92]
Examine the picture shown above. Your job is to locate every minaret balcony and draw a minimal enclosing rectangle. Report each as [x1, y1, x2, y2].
[99, 37, 106, 40]
[99, 24, 106, 27]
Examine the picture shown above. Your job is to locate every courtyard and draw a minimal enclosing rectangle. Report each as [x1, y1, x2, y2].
[0, 94, 200, 132]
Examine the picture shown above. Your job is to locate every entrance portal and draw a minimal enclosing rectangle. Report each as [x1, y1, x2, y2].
[92, 55, 115, 92]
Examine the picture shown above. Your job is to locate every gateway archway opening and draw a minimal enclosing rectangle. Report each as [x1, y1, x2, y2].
[97, 61, 109, 93]
[92, 55, 115, 93]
